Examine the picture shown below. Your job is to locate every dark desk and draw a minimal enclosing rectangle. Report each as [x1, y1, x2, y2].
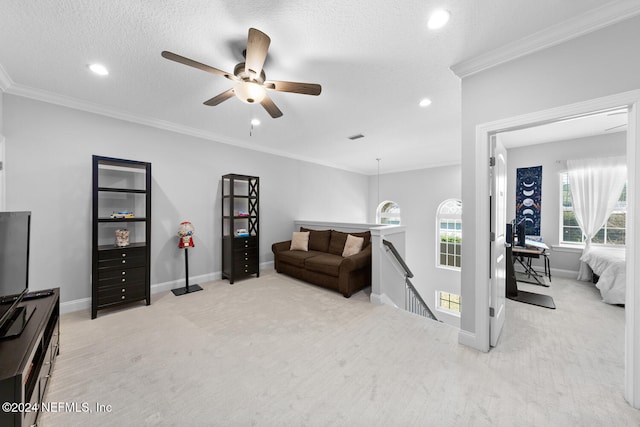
[512, 246, 551, 286]
[506, 247, 555, 309]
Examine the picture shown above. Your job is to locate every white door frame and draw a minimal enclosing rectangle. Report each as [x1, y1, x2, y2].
[0, 135, 5, 211]
[472, 89, 640, 408]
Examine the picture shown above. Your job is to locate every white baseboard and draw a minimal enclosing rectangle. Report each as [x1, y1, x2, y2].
[60, 297, 91, 315]
[513, 265, 579, 280]
[550, 268, 579, 279]
[458, 329, 489, 352]
[370, 292, 398, 308]
[60, 262, 274, 315]
[151, 272, 222, 294]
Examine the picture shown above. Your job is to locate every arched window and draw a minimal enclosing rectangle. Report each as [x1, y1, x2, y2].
[376, 200, 401, 225]
[437, 199, 462, 269]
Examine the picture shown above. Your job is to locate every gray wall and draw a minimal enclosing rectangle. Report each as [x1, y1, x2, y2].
[0, 90, 3, 134]
[505, 132, 626, 276]
[3, 94, 369, 303]
[0, 90, 4, 210]
[368, 165, 462, 327]
[460, 15, 640, 337]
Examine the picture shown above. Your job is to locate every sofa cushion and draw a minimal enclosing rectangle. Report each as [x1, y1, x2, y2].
[290, 231, 310, 251]
[278, 250, 323, 268]
[304, 253, 344, 277]
[328, 230, 371, 255]
[300, 227, 331, 252]
[342, 234, 364, 257]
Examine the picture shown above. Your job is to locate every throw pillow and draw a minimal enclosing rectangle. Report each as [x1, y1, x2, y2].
[342, 234, 364, 257]
[290, 231, 310, 251]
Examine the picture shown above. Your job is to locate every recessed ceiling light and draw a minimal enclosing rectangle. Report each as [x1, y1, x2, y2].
[419, 98, 432, 107]
[427, 9, 450, 30]
[89, 63, 109, 76]
[251, 118, 261, 126]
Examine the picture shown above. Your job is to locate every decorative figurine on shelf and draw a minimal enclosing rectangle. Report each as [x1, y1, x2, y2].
[177, 221, 195, 248]
[115, 229, 129, 247]
[111, 211, 135, 219]
[172, 221, 202, 296]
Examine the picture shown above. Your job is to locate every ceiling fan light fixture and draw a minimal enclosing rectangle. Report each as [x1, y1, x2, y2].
[234, 81, 266, 104]
[427, 9, 450, 30]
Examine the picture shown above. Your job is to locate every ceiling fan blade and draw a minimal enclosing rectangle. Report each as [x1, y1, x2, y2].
[245, 28, 271, 78]
[203, 88, 235, 106]
[264, 80, 321, 96]
[260, 95, 283, 118]
[161, 51, 235, 80]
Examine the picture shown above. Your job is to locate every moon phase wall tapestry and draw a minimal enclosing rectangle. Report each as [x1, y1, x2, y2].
[516, 165, 542, 236]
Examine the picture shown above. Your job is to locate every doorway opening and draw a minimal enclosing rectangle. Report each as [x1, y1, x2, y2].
[469, 89, 640, 408]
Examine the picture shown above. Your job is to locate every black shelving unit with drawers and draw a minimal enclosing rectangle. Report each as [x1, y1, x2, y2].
[221, 174, 259, 284]
[92, 155, 151, 318]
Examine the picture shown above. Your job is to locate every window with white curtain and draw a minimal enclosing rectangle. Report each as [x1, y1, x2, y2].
[560, 171, 627, 246]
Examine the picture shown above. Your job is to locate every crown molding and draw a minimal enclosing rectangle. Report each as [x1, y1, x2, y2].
[0, 63, 12, 92]
[3, 82, 362, 174]
[451, 0, 640, 79]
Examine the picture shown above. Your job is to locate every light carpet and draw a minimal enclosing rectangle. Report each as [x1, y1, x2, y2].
[39, 271, 639, 426]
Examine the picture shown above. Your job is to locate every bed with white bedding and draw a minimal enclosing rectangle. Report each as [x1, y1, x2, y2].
[580, 246, 626, 305]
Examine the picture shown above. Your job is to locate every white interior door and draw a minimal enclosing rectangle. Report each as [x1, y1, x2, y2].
[490, 134, 507, 347]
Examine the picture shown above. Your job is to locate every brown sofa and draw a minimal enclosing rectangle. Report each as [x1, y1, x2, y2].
[271, 228, 372, 297]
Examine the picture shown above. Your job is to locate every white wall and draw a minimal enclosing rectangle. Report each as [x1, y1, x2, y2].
[460, 15, 640, 339]
[506, 132, 626, 276]
[2, 94, 368, 303]
[368, 165, 462, 327]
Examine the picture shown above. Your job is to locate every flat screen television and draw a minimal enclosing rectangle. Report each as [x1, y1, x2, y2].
[0, 211, 31, 338]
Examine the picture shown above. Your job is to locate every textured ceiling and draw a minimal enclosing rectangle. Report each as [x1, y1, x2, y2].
[0, 1, 636, 174]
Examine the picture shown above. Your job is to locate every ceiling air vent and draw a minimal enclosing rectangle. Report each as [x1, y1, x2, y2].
[348, 134, 365, 140]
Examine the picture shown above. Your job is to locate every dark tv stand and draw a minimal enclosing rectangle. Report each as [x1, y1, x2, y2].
[0, 288, 60, 427]
[0, 305, 36, 339]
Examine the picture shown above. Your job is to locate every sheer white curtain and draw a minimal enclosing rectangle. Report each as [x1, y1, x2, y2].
[567, 156, 626, 280]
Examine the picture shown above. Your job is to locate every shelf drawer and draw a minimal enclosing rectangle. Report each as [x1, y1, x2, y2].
[233, 247, 258, 258]
[233, 237, 257, 250]
[234, 258, 258, 274]
[98, 246, 146, 261]
[97, 283, 146, 306]
[98, 278, 145, 292]
[98, 255, 145, 269]
[97, 266, 146, 283]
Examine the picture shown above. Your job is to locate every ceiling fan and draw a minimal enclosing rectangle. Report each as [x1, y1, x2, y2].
[161, 28, 321, 118]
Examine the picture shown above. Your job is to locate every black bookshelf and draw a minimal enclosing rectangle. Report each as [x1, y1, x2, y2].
[221, 174, 259, 284]
[92, 155, 151, 318]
